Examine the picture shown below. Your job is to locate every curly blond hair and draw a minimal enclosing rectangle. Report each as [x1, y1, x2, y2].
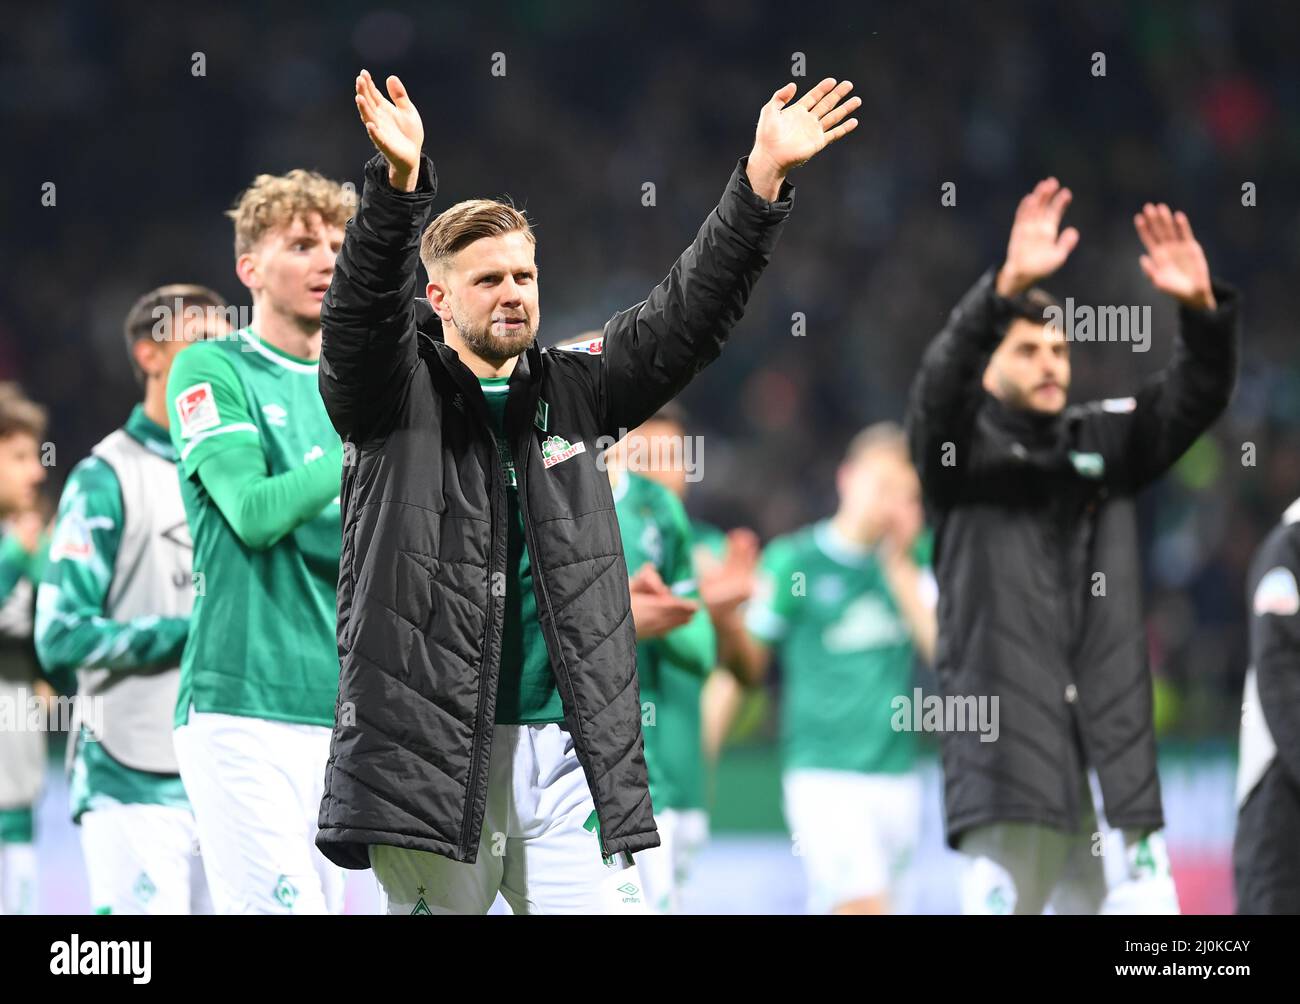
[226, 169, 355, 256]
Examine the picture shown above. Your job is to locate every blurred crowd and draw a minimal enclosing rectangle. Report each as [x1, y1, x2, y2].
[3, 1, 1298, 737]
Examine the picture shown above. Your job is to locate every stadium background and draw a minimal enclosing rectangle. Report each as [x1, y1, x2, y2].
[3, 0, 1297, 912]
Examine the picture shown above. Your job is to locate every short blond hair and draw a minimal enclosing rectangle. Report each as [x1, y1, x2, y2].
[420, 198, 534, 276]
[844, 421, 907, 465]
[0, 383, 47, 441]
[226, 169, 355, 257]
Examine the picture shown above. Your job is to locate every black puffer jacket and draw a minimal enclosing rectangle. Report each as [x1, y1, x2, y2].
[315, 152, 793, 868]
[905, 268, 1238, 847]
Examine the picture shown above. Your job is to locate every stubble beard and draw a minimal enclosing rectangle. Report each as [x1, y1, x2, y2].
[452, 307, 537, 364]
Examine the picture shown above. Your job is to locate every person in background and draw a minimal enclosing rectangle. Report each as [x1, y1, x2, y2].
[0, 382, 51, 914]
[714, 423, 937, 914]
[37, 284, 229, 914]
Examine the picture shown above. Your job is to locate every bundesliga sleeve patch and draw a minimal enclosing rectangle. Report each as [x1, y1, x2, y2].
[50, 511, 95, 563]
[175, 382, 221, 438]
[1254, 566, 1300, 617]
[555, 335, 604, 355]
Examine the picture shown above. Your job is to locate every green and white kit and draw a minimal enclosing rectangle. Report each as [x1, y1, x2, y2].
[166, 328, 344, 915]
[746, 519, 932, 911]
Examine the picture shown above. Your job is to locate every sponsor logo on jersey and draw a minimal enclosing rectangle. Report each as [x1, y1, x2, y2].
[823, 593, 909, 653]
[541, 435, 586, 469]
[556, 336, 603, 355]
[1254, 566, 1300, 616]
[175, 382, 221, 438]
[262, 402, 288, 427]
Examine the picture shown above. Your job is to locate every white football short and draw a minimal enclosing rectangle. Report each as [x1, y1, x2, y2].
[370, 722, 647, 915]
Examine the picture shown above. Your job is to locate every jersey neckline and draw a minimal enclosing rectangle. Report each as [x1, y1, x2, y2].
[237, 328, 320, 372]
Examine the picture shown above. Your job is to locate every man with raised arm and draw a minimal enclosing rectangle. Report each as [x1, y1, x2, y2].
[905, 180, 1239, 914]
[316, 69, 859, 914]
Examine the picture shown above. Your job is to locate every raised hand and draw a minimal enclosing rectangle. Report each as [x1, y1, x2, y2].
[1134, 203, 1216, 310]
[354, 69, 424, 192]
[746, 78, 861, 201]
[996, 178, 1079, 297]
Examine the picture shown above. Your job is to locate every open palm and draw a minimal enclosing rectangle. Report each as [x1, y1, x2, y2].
[355, 69, 424, 188]
[998, 177, 1078, 295]
[753, 78, 860, 175]
[1135, 203, 1215, 310]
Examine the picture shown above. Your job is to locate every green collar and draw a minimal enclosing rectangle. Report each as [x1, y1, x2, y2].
[124, 404, 176, 460]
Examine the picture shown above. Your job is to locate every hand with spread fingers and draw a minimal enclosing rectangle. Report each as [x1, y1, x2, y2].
[745, 78, 861, 201]
[1134, 203, 1216, 311]
[996, 177, 1079, 298]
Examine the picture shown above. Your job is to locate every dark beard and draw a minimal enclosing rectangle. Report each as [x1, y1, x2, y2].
[453, 311, 536, 364]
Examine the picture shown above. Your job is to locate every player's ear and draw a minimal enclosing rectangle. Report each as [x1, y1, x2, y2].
[427, 279, 453, 322]
[132, 336, 162, 380]
[234, 251, 261, 293]
[981, 356, 999, 396]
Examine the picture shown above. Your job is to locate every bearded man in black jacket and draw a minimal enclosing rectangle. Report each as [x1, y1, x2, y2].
[906, 178, 1238, 915]
[316, 69, 860, 914]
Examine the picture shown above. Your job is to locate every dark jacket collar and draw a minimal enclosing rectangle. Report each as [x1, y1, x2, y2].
[983, 392, 1064, 449]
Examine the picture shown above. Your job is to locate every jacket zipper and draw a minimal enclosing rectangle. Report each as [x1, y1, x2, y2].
[460, 416, 504, 860]
[515, 428, 619, 862]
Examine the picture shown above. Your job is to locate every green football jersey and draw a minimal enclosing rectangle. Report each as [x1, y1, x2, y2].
[614, 473, 715, 809]
[746, 520, 931, 775]
[166, 329, 342, 727]
[479, 377, 563, 725]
